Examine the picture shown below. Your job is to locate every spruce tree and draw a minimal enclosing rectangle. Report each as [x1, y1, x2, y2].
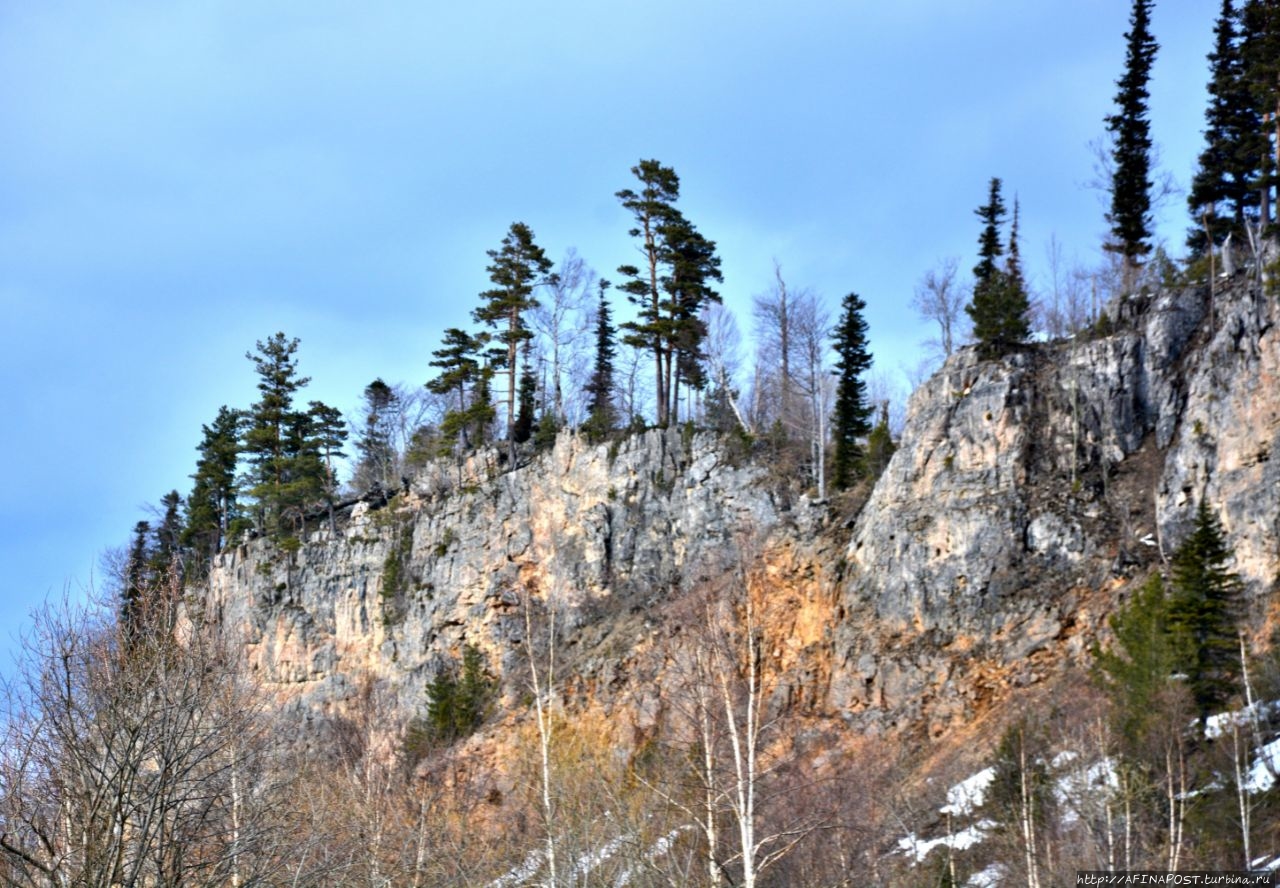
[1105, 0, 1159, 281]
[184, 405, 243, 559]
[1093, 573, 1180, 749]
[1241, 0, 1280, 226]
[583, 280, 618, 440]
[473, 222, 554, 463]
[1167, 500, 1246, 722]
[966, 179, 1027, 358]
[1189, 0, 1266, 251]
[830, 291, 873, 490]
[306, 400, 348, 530]
[513, 341, 537, 446]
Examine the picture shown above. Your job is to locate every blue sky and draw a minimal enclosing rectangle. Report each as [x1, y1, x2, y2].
[0, 1, 1217, 649]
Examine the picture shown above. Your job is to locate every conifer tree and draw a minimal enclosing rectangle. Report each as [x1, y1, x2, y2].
[830, 291, 873, 490]
[150, 491, 184, 578]
[1105, 0, 1159, 282]
[513, 341, 537, 446]
[1167, 500, 1246, 722]
[1189, 0, 1266, 250]
[353, 379, 399, 493]
[1093, 573, 1180, 749]
[183, 406, 243, 558]
[427, 329, 495, 454]
[617, 159, 722, 426]
[243, 333, 312, 537]
[966, 179, 1028, 358]
[473, 222, 555, 462]
[583, 280, 618, 440]
[1241, 0, 1280, 225]
[306, 400, 348, 530]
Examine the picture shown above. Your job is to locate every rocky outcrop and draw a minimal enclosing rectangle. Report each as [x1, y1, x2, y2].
[203, 271, 1279, 745]
[831, 272, 1279, 733]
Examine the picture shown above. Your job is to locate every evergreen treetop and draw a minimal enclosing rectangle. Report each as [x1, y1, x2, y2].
[1105, 0, 1159, 275]
[830, 291, 873, 490]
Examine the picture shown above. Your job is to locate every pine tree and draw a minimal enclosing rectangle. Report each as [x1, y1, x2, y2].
[830, 291, 873, 490]
[1105, 0, 1159, 282]
[427, 328, 496, 455]
[864, 403, 896, 480]
[473, 222, 554, 463]
[617, 159, 722, 426]
[966, 179, 1027, 358]
[1189, 0, 1266, 251]
[243, 333, 312, 537]
[583, 280, 618, 441]
[1167, 500, 1246, 722]
[306, 400, 348, 530]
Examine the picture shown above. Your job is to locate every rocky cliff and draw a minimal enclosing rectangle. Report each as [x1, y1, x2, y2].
[203, 270, 1279, 750]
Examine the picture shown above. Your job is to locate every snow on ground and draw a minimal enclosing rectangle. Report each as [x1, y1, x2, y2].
[967, 863, 1005, 887]
[940, 767, 996, 817]
[897, 820, 997, 864]
[1204, 700, 1280, 740]
[1246, 736, 1280, 793]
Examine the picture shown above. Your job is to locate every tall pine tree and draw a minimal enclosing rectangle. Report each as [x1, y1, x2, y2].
[617, 160, 722, 427]
[243, 333, 311, 537]
[474, 222, 554, 463]
[1105, 0, 1159, 283]
[830, 291, 873, 490]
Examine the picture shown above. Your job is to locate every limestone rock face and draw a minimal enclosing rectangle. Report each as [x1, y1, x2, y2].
[832, 275, 1279, 731]
[205, 430, 783, 720]
[204, 273, 1279, 740]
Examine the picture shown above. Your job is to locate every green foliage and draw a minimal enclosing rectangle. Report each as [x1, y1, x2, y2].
[582, 279, 619, 441]
[474, 222, 554, 458]
[1105, 0, 1159, 269]
[184, 406, 244, 560]
[967, 179, 1030, 358]
[427, 328, 497, 454]
[831, 291, 873, 490]
[1093, 573, 1180, 748]
[240, 334, 341, 541]
[863, 404, 896, 480]
[1188, 0, 1267, 253]
[1167, 500, 1246, 721]
[616, 159, 723, 427]
[422, 645, 496, 746]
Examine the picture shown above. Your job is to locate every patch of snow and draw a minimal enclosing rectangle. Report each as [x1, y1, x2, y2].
[1247, 737, 1280, 794]
[1204, 699, 1280, 740]
[897, 820, 996, 864]
[967, 863, 1004, 887]
[940, 767, 997, 816]
[487, 849, 543, 888]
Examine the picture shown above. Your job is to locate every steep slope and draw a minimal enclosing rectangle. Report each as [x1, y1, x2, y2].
[203, 270, 1279, 753]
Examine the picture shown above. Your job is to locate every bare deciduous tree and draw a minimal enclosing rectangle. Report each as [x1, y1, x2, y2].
[0, 581, 297, 888]
[910, 257, 969, 361]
